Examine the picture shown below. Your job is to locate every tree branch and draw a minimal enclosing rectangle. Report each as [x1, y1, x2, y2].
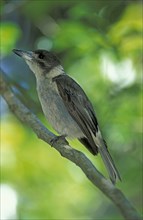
[0, 71, 142, 220]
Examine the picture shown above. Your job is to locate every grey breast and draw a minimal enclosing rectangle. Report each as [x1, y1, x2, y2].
[36, 78, 83, 138]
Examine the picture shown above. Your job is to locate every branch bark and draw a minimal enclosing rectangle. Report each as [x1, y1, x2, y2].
[0, 71, 142, 220]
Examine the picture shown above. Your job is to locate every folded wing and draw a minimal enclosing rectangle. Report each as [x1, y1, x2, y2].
[53, 74, 121, 183]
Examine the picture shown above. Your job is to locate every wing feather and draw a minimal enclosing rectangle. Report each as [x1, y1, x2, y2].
[53, 74, 98, 154]
[53, 74, 121, 183]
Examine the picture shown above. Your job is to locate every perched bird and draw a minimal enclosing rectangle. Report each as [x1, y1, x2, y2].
[13, 49, 121, 184]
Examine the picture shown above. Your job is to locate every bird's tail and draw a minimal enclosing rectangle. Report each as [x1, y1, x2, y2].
[98, 139, 121, 184]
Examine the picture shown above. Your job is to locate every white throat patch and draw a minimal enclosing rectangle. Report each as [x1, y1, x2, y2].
[47, 65, 64, 78]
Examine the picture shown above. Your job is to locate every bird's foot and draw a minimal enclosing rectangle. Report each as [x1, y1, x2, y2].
[50, 135, 68, 146]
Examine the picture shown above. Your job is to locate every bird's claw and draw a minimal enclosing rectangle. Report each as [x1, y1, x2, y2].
[50, 135, 68, 146]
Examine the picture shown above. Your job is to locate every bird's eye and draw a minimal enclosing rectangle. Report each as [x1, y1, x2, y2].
[38, 53, 45, 59]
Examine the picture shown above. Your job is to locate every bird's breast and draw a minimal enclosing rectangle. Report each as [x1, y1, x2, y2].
[36, 79, 83, 138]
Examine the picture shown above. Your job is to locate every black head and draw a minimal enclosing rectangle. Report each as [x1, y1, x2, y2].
[33, 50, 61, 70]
[13, 49, 61, 74]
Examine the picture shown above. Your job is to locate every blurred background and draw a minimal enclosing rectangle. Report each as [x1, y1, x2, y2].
[0, 0, 142, 219]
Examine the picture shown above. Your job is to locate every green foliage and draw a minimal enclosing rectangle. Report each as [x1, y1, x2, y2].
[1, 0, 142, 219]
[108, 3, 142, 61]
[0, 22, 21, 57]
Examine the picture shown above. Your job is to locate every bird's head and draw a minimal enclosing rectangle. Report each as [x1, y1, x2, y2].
[13, 49, 63, 78]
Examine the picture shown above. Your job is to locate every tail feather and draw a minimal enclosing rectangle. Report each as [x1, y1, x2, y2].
[79, 133, 121, 184]
[98, 140, 121, 184]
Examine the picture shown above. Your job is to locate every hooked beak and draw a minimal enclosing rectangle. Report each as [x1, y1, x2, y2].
[13, 49, 33, 61]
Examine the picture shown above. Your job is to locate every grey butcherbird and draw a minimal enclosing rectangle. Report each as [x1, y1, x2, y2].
[13, 49, 121, 184]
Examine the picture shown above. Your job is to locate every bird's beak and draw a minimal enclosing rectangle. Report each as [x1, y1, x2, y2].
[13, 49, 33, 61]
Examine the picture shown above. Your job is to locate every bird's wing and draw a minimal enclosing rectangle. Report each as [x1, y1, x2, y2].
[53, 74, 121, 183]
[53, 74, 99, 155]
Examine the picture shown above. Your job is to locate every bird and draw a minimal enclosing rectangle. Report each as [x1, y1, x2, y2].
[13, 48, 121, 184]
